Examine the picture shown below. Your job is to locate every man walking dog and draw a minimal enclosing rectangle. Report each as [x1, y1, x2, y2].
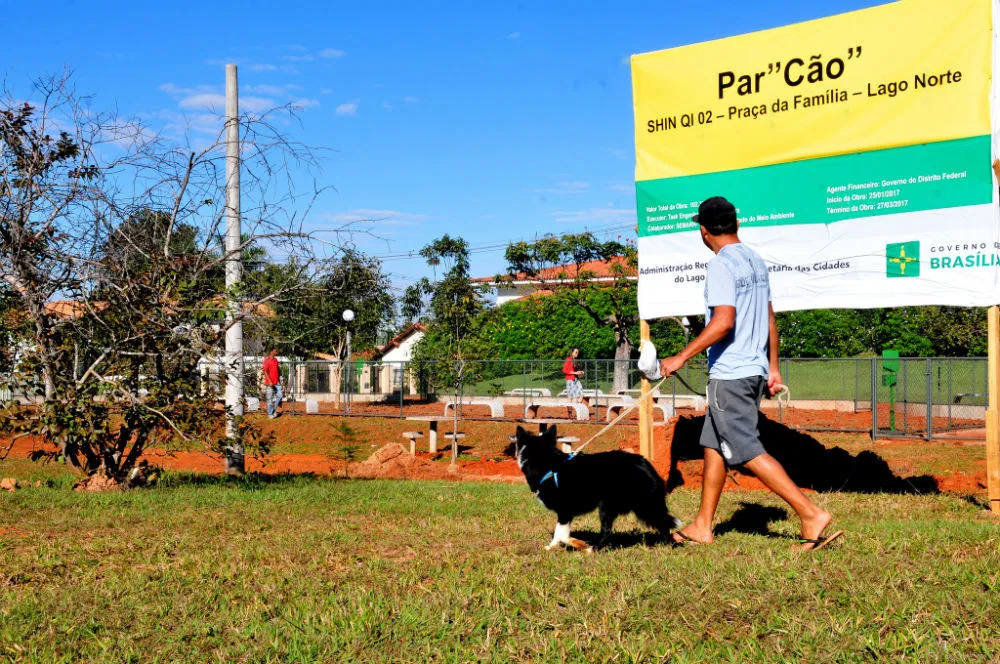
[659, 196, 842, 551]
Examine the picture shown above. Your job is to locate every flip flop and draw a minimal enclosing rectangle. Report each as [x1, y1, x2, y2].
[672, 531, 703, 546]
[799, 530, 844, 551]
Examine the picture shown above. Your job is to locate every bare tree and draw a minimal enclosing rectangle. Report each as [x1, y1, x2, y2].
[0, 72, 345, 485]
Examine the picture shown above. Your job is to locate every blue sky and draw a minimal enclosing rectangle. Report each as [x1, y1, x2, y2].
[5, 0, 885, 293]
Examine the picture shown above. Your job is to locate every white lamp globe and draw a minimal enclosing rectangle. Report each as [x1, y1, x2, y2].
[342, 309, 355, 322]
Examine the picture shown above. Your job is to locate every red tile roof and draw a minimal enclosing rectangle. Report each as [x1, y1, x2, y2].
[474, 256, 635, 283]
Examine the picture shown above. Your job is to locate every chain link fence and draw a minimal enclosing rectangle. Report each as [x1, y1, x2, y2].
[4, 356, 989, 440]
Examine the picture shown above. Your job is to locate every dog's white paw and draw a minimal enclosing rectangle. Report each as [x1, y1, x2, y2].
[544, 543, 560, 551]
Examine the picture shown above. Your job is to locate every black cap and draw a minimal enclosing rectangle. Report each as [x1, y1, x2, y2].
[692, 196, 736, 225]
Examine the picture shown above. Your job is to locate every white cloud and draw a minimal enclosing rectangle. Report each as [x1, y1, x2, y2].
[320, 88, 334, 95]
[335, 101, 359, 116]
[249, 63, 278, 72]
[146, 109, 225, 139]
[281, 54, 315, 62]
[319, 48, 346, 58]
[159, 83, 216, 96]
[608, 182, 634, 192]
[403, 96, 420, 104]
[176, 93, 226, 109]
[322, 209, 427, 225]
[177, 93, 274, 112]
[383, 101, 395, 111]
[245, 83, 301, 95]
[292, 98, 320, 109]
[548, 207, 635, 224]
[535, 181, 592, 195]
[507, 32, 520, 39]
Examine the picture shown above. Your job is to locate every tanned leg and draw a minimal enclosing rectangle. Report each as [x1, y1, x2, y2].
[743, 453, 832, 550]
[673, 447, 726, 544]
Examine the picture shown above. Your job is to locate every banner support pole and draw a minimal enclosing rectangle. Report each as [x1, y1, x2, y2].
[639, 319, 654, 461]
[986, 306, 1000, 514]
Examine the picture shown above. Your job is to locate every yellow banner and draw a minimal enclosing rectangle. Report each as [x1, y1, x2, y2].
[631, 0, 993, 181]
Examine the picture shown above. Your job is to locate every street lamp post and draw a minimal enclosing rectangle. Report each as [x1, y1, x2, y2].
[342, 309, 354, 414]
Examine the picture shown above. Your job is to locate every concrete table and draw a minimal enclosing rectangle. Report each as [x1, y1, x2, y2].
[404, 416, 454, 453]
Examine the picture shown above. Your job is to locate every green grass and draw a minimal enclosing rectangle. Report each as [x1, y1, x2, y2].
[2, 477, 999, 663]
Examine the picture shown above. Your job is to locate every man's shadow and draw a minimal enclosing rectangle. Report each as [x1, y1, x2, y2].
[667, 414, 939, 494]
[569, 503, 792, 547]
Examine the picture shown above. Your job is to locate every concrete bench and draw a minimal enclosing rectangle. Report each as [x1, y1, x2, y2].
[524, 401, 589, 420]
[605, 395, 675, 422]
[507, 387, 552, 397]
[672, 395, 707, 410]
[443, 398, 504, 418]
[558, 388, 607, 399]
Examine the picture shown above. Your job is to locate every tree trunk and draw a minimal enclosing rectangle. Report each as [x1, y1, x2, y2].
[613, 336, 631, 393]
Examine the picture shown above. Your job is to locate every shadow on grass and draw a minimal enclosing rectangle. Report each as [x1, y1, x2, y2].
[668, 414, 939, 494]
[714, 502, 792, 539]
[570, 505, 794, 551]
[568, 528, 675, 550]
[156, 471, 369, 490]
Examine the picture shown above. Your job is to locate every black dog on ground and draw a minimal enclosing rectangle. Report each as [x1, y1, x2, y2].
[514, 425, 680, 552]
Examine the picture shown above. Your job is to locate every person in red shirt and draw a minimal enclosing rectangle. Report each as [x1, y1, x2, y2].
[562, 348, 585, 418]
[262, 347, 283, 419]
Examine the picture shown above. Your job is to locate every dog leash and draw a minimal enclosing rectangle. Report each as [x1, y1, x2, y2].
[570, 377, 668, 456]
[569, 376, 790, 457]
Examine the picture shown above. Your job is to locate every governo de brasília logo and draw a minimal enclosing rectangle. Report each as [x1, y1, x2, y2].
[886, 241, 920, 278]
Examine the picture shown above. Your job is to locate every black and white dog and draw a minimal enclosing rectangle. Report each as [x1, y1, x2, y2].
[514, 425, 681, 552]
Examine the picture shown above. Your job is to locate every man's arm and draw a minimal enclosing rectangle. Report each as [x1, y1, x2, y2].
[659, 305, 735, 377]
[767, 302, 783, 394]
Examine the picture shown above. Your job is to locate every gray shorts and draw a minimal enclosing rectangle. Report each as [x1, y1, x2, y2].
[700, 375, 767, 466]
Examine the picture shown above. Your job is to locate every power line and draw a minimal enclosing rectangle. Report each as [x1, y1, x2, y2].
[373, 223, 636, 263]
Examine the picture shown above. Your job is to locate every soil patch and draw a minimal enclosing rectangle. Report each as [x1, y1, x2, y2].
[0, 407, 989, 495]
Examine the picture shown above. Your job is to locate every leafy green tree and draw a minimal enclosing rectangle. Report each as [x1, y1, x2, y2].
[269, 249, 394, 357]
[502, 232, 637, 391]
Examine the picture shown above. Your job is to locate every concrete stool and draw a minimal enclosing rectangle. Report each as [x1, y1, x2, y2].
[246, 397, 260, 412]
[443, 432, 466, 449]
[557, 436, 580, 454]
[401, 431, 424, 455]
[305, 399, 319, 414]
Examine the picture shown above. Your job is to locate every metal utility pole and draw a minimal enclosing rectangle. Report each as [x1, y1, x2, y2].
[224, 64, 245, 476]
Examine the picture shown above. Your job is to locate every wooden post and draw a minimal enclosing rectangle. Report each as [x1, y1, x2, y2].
[639, 319, 654, 461]
[986, 306, 1000, 514]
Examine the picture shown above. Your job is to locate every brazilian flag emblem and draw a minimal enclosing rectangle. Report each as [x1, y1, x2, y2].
[886, 241, 920, 278]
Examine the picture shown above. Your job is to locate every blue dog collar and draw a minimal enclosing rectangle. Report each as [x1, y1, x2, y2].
[540, 470, 559, 488]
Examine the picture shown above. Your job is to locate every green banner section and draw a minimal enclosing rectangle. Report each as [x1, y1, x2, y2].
[637, 135, 992, 237]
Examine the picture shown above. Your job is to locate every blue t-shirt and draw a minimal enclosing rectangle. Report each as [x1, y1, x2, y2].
[704, 243, 771, 380]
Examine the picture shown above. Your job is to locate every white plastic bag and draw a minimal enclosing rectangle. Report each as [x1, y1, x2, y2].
[637, 339, 662, 380]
